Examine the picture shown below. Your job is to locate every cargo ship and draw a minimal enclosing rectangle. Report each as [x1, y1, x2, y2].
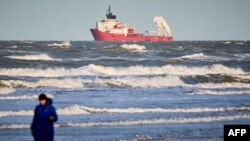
[90, 6, 174, 42]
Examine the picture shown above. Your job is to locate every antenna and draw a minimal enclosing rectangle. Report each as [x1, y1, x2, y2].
[108, 5, 111, 14]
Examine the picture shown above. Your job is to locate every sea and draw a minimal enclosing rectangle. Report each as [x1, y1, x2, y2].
[0, 41, 249, 141]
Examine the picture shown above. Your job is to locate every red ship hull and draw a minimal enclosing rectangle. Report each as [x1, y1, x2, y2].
[90, 29, 173, 42]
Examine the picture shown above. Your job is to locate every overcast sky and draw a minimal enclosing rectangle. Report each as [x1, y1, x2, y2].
[0, 0, 250, 40]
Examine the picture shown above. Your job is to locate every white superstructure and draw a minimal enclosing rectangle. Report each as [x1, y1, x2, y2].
[96, 6, 135, 36]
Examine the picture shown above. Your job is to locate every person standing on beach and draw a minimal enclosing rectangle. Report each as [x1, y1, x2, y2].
[31, 94, 58, 141]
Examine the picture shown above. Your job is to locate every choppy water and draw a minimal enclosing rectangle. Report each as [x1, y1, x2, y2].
[0, 41, 249, 141]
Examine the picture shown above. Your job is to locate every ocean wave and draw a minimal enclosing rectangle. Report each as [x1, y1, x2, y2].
[62, 114, 250, 127]
[57, 105, 250, 115]
[0, 88, 15, 95]
[0, 95, 38, 100]
[1, 114, 249, 129]
[0, 94, 54, 100]
[224, 41, 231, 44]
[68, 56, 147, 62]
[119, 44, 146, 51]
[9, 45, 18, 48]
[170, 53, 231, 62]
[0, 105, 249, 117]
[0, 76, 184, 88]
[4, 54, 61, 61]
[94, 76, 184, 88]
[47, 41, 71, 48]
[234, 53, 250, 61]
[1, 78, 84, 89]
[0, 64, 246, 77]
[196, 82, 250, 89]
[193, 90, 250, 95]
[1, 76, 249, 89]
[84, 64, 246, 76]
[174, 53, 205, 60]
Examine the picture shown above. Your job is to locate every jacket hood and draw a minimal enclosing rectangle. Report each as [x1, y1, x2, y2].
[47, 98, 53, 105]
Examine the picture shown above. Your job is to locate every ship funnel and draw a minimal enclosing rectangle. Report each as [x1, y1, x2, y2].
[154, 16, 172, 36]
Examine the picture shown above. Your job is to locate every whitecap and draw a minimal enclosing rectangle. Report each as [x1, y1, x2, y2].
[1, 78, 84, 89]
[94, 76, 185, 88]
[63, 114, 250, 127]
[193, 89, 250, 95]
[195, 82, 250, 89]
[1, 114, 249, 129]
[0, 88, 15, 95]
[5, 54, 61, 61]
[175, 53, 204, 60]
[0, 105, 249, 117]
[47, 41, 71, 48]
[224, 41, 231, 44]
[0, 64, 247, 77]
[0, 94, 54, 100]
[120, 44, 146, 52]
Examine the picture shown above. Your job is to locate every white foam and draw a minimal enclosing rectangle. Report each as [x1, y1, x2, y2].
[60, 105, 250, 115]
[0, 76, 182, 89]
[94, 76, 185, 88]
[0, 110, 33, 117]
[0, 124, 30, 129]
[1, 78, 84, 89]
[47, 41, 71, 48]
[176, 53, 204, 60]
[0, 105, 249, 117]
[5, 54, 61, 61]
[0, 64, 247, 77]
[21, 41, 33, 44]
[235, 42, 245, 45]
[1, 114, 249, 129]
[224, 41, 231, 44]
[194, 90, 250, 95]
[10, 45, 18, 48]
[0, 88, 15, 95]
[120, 44, 146, 52]
[196, 82, 250, 89]
[0, 66, 93, 77]
[0, 94, 53, 100]
[171, 53, 231, 62]
[85, 64, 246, 76]
[0, 95, 38, 100]
[65, 114, 250, 127]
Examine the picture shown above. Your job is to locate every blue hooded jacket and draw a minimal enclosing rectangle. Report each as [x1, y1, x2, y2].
[31, 98, 58, 141]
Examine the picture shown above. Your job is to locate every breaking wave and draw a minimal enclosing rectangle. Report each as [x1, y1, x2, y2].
[61, 114, 250, 127]
[1, 114, 249, 129]
[57, 105, 250, 115]
[0, 95, 38, 100]
[175, 53, 205, 60]
[1, 78, 84, 89]
[5, 54, 61, 61]
[0, 64, 246, 77]
[47, 41, 71, 48]
[1, 76, 249, 89]
[0, 88, 15, 95]
[95, 76, 185, 88]
[196, 82, 250, 89]
[193, 90, 250, 95]
[0, 105, 249, 117]
[119, 44, 146, 51]
[0, 76, 183, 88]
[0, 94, 53, 100]
[170, 53, 231, 62]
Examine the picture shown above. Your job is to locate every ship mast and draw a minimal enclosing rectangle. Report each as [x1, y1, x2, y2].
[106, 5, 117, 19]
[108, 5, 111, 14]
